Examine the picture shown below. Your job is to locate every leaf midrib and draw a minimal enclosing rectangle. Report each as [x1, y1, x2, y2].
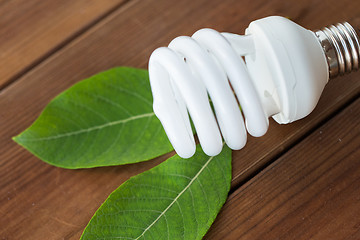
[20, 112, 155, 142]
[134, 155, 215, 240]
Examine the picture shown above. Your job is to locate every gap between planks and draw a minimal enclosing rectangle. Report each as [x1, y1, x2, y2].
[0, 0, 136, 92]
[229, 92, 360, 195]
[206, 96, 360, 239]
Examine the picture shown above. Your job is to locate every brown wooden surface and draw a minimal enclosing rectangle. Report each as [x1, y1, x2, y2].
[0, 0, 126, 89]
[0, 0, 359, 239]
[206, 98, 360, 240]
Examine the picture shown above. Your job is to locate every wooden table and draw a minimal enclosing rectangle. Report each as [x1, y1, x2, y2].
[1, 0, 359, 239]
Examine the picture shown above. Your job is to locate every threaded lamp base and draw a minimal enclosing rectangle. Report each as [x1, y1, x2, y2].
[316, 22, 360, 78]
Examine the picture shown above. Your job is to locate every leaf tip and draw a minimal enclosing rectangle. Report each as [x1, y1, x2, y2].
[12, 134, 21, 144]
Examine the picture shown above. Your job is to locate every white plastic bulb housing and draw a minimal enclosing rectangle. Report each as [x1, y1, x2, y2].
[244, 16, 328, 124]
[148, 16, 360, 158]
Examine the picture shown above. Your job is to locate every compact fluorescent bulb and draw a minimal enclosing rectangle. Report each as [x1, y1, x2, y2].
[148, 16, 360, 158]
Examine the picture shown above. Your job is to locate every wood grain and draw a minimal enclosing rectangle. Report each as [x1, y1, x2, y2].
[230, 73, 360, 189]
[0, 0, 359, 239]
[0, 0, 126, 89]
[205, 97, 360, 240]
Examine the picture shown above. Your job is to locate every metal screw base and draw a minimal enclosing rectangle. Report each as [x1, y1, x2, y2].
[316, 22, 360, 78]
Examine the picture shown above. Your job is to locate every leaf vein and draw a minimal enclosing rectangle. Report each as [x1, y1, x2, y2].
[134, 155, 215, 240]
[21, 112, 155, 142]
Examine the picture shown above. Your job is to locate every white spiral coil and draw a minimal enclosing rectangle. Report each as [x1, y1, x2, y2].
[149, 28, 269, 158]
[149, 17, 360, 158]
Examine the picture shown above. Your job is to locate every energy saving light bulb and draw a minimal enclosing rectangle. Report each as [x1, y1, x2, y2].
[148, 16, 360, 158]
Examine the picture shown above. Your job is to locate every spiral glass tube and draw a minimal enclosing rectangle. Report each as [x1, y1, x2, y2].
[149, 17, 360, 158]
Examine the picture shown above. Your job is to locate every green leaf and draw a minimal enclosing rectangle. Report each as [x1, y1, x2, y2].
[81, 145, 232, 240]
[13, 67, 173, 168]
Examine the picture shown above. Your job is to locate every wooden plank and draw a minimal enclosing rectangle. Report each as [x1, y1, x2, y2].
[231, 75, 360, 188]
[205, 97, 360, 239]
[0, 0, 127, 89]
[0, 0, 359, 239]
